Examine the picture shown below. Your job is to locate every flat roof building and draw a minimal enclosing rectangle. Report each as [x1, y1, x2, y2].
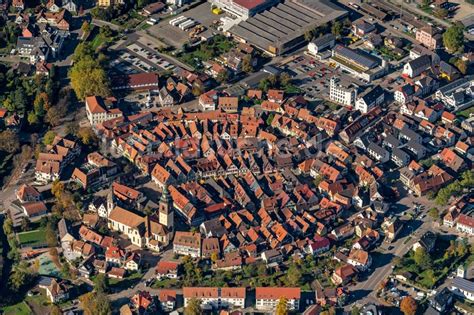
[210, 0, 279, 20]
[229, 0, 347, 56]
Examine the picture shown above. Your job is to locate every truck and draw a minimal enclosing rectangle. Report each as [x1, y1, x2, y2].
[179, 19, 197, 31]
[169, 16, 187, 26]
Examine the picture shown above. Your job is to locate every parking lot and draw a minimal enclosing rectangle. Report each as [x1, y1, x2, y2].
[147, 2, 218, 48]
[282, 54, 366, 101]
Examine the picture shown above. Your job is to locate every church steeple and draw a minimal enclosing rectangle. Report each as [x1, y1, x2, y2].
[158, 185, 174, 231]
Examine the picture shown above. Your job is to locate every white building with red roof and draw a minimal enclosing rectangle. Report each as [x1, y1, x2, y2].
[456, 214, 474, 235]
[255, 287, 301, 311]
[85, 96, 122, 126]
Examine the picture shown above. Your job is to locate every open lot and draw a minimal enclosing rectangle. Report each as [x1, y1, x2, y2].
[18, 229, 47, 248]
[147, 2, 217, 48]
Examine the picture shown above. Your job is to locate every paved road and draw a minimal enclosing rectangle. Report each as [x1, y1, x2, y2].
[92, 18, 121, 31]
[346, 192, 441, 310]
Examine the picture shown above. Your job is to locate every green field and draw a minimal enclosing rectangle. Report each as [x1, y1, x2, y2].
[17, 229, 47, 248]
[1, 301, 31, 315]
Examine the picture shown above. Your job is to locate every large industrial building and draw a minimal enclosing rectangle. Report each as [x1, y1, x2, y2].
[210, 0, 280, 20]
[229, 0, 347, 56]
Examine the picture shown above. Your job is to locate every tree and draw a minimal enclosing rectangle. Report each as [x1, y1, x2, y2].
[428, 208, 439, 220]
[184, 298, 201, 315]
[242, 55, 254, 73]
[286, 263, 302, 286]
[443, 24, 465, 54]
[216, 70, 229, 83]
[259, 78, 271, 92]
[80, 292, 111, 315]
[268, 75, 278, 87]
[27, 111, 39, 125]
[73, 42, 94, 63]
[433, 7, 448, 19]
[210, 252, 219, 263]
[400, 296, 417, 315]
[0, 130, 20, 153]
[43, 130, 57, 145]
[20, 216, 30, 231]
[275, 297, 288, 315]
[81, 21, 91, 35]
[304, 29, 314, 41]
[78, 127, 98, 146]
[50, 305, 62, 315]
[280, 72, 291, 87]
[94, 273, 109, 293]
[454, 58, 468, 74]
[351, 306, 361, 315]
[45, 105, 66, 127]
[45, 222, 57, 247]
[414, 247, 431, 267]
[331, 21, 343, 37]
[70, 55, 110, 100]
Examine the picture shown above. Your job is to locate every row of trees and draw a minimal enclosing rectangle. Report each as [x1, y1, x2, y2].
[435, 170, 474, 205]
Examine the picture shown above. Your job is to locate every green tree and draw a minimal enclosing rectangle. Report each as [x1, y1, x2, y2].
[286, 263, 302, 286]
[428, 208, 439, 220]
[268, 75, 278, 87]
[259, 78, 271, 92]
[94, 273, 109, 293]
[443, 23, 465, 54]
[73, 42, 94, 62]
[304, 29, 314, 41]
[351, 306, 361, 315]
[184, 298, 201, 315]
[216, 70, 229, 83]
[454, 58, 468, 74]
[43, 130, 57, 145]
[276, 297, 288, 315]
[331, 21, 343, 37]
[70, 56, 110, 100]
[414, 247, 431, 268]
[27, 111, 39, 125]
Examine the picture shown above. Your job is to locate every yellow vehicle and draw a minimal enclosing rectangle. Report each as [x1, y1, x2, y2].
[212, 7, 223, 14]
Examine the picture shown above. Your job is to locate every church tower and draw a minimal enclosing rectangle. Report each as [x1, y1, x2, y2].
[158, 185, 174, 231]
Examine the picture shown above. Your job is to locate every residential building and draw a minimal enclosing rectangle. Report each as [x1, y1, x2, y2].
[255, 287, 301, 311]
[85, 96, 122, 126]
[416, 26, 442, 50]
[173, 231, 201, 258]
[329, 77, 358, 107]
[456, 214, 474, 235]
[308, 34, 336, 56]
[355, 86, 385, 113]
[402, 55, 431, 78]
[451, 277, 474, 302]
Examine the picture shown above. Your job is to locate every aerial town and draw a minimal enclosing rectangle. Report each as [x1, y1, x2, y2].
[0, 0, 473, 314]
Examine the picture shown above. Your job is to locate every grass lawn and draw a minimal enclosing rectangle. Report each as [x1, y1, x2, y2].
[1, 301, 32, 315]
[178, 35, 235, 69]
[109, 271, 143, 289]
[17, 229, 47, 248]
